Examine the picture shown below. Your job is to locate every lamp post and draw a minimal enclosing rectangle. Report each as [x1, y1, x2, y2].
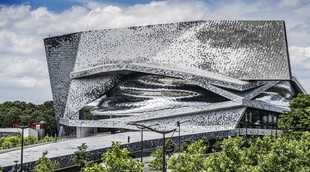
[14, 160, 19, 172]
[137, 124, 159, 162]
[18, 125, 28, 172]
[176, 120, 190, 154]
[128, 122, 176, 172]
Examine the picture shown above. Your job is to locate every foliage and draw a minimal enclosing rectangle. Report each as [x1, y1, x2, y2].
[101, 141, 144, 172]
[212, 135, 225, 152]
[38, 135, 55, 143]
[205, 136, 245, 171]
[24, 135, 37, 145]
[82, 163, 105, 172]
[165, 139, 176, 157]
[203, 133, 310, 172]
[168, 139, 207, 172]
[74, 143, 93, 168]
[0, 134, 21, 149]
[0, 166, 2, 172]
[251, 133, 310, 172]
[0, 134, 56, 150]
[149, 139, 178, 171]
[279, 93, 310, 132]
[34, 151, 59, 172]
[0, 100, 57, 136]
[149, 148, 163, 171]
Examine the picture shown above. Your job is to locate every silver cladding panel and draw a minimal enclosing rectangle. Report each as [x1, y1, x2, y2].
[74, 20, 290, 80]
[44, 33, 80, 121]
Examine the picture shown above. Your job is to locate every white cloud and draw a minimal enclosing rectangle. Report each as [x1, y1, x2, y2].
[276, 0, 310, 9]
[289, 46, 310, 70]
[0, 58, 47, 77]
[0, 0, 309, 103]
[0, 76, 49, 88]
[289, 46, 310, 92]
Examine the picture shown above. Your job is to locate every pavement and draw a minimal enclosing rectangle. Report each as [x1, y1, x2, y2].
[0, 127, 223, 167]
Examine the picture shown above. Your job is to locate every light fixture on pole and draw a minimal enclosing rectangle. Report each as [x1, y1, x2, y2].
[18, 125, 28, 172]
[176, 120, 190, 154]
[14, 160, 19, 172]
[136, 124, 159, 162]
[128, 122, 176, 172]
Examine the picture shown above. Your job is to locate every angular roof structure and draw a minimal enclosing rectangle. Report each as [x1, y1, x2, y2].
[44, 20, 305, 135]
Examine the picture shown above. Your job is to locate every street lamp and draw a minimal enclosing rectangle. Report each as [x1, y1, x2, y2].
[128, 122, 176, 172]
[176, 120, 190, 154]
[14, 160, 19, 172]
[18, 125, 28, 172]
[136, 124, 159, 162]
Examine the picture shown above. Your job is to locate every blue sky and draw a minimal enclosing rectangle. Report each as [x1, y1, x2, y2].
[0, 0, 310, 104]
[1, 0, 157, 12]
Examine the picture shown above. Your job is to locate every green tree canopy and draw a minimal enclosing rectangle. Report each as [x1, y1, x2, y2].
[149, 148, 163, 171]
[34, 151, 59, 172]
[82, 163, 105, 172]
[101, 141, 144, 172]
[74, 143, 93, 168]
[279, 93, 310, 132]
[165, 139, 176, 157]
[168, 139, 207, 172]
[202, 133, 310, 172]
[0, 100, 57, 136]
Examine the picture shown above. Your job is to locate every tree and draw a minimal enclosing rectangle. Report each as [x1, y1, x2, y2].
[24, 135, 37, 145]
[0, 100, 57, 136]
[149, 139, 177, 171]
[74, 143, 93, 169]
[82, 163, 105, 172]
[168, 139, 207, 172]
[279, 93, 310, 132]
[38, 135, 55, 143]
[165, 139, 176, 158]
[204, 136, 245, 171]
[0, 134, 20, 149]
[201, 133, 310, 171]
[252, 133, 310, 172]
[34, 151, 59, 172]
[238, 135, 273, 170]
[149, 148, 163, 171]
[101, 141, 144, 172]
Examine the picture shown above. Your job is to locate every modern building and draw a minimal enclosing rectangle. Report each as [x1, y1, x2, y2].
[44, 20, 306, 137]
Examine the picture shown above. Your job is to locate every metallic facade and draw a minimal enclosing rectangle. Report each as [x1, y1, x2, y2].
[44, 20, 305, 136]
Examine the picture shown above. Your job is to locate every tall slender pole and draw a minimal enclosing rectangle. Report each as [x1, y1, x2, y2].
[245, 124, 247, 137]
[177, 121, 180, 154]
[141, 128, 143, 162]
[18, 125, 28, 172]
[162, 133, 166, 172]
[271, 114, 274, 136]
[275, 114, 278, 138]
[21, 127, 24, 172]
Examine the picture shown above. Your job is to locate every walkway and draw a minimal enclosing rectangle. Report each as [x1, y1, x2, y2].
[0, 128, 219, 168]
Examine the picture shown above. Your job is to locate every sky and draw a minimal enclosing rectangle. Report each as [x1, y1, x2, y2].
[0, 0, 309, 104]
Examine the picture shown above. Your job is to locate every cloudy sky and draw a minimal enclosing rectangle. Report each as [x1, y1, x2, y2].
[0, 0, 309, 104]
